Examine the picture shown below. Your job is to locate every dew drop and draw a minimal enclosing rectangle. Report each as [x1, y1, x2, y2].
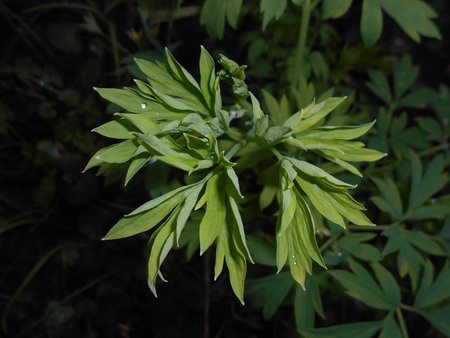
[140, 102, 147, 109]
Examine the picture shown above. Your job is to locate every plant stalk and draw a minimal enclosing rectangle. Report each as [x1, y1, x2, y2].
[224, 130, 253, 160]
[396, 308, 409, 338]
[292, 0, 312, 88]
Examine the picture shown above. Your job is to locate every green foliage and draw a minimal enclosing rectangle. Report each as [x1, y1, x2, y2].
[1, 0, 449, 337]
[201, 0, 441, 47]
[87, 47, 383, 301]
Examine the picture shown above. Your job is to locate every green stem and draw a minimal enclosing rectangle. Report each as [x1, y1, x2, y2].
[270, 147, 284, 160]
[192, 130, 253, 184]
[319, 237, 335, 252]
[292, 0, 312, 88]
[347, 225, 392, 231]
[396, 308, 409, 338]
[416, 143, 449, 158]
[224, 130, 253, 160]
[400, 304, 419, 313]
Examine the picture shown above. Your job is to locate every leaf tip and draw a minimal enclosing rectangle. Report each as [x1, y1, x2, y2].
[149, 283, 158, 298]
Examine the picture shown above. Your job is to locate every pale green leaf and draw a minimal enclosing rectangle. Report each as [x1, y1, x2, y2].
[259, 184, 277, 210]
[227, 195, 252, 262]
[199, 173, 226, 253]
[164, 48, 202, 94]
[224, 242, 247, 304]
[295, 97, 346, 133]
[84, 140, 140, 171]
[296, 176, 345, 227]
[250, 92, 264, 123]
[147, 211, 178, 295]
[104, 192, 184, 240]
[125, 154, 150, 186]
[264, 126, 292, 144]
[289, 158, 356, 190]
[295, 193, 325, 268]
[118, 112, 157, 134]
[95, 87, 150, 113]
[128, 185, 188, 216]
[199, 46, 216, 110]
[297, 121, 376, 140]
[255, 115, 269, 137]
[225, 167, 244, 199]
[175, 184, 204, 245]
[92, 119, 135, 139]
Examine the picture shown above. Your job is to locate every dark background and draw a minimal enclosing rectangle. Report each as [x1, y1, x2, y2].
[0, 0, 448, 337]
